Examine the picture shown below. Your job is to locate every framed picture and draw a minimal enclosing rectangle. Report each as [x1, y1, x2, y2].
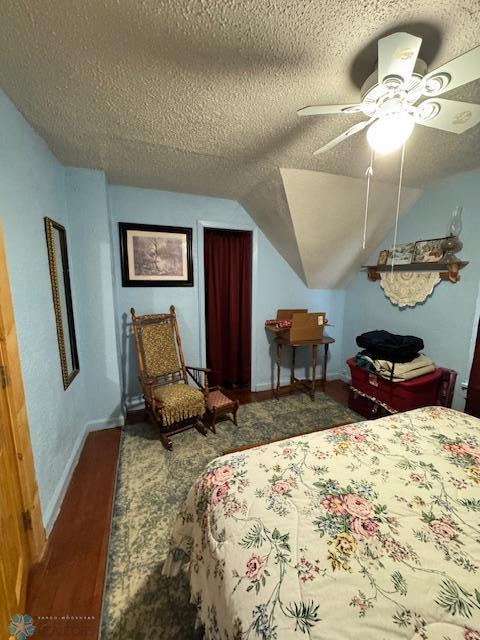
[413, 238, 446, 263]
[119, 223, 193, 287]
[386, 242, 415, 265]
[377, 249, 389, 265]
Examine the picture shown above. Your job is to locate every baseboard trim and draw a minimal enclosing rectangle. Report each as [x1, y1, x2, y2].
[86, 415, 125, 431]
[254, 372, 342, 392]
[43, 427, 87, 535]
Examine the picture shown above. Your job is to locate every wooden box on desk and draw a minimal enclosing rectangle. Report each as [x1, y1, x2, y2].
[275, 309, 326, 343]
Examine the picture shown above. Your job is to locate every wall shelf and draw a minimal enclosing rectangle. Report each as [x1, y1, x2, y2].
[363, 261, 468, 283]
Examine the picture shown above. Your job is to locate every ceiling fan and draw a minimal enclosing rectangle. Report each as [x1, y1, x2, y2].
[298, 32, 480, 155]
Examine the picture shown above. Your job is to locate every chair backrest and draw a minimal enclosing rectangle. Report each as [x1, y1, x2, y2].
[130, 305, 187, 386]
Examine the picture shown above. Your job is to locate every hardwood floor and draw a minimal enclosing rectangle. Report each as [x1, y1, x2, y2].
[228, 378, 350, 407]
[26, 428, 121, 639]
[25, 380, 349, 639]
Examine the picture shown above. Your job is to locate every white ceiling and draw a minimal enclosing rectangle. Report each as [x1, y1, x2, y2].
[0, 0, 479, 199]
[280, 169, 422, 288]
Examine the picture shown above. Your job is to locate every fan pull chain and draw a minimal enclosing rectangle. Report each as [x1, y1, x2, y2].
[391, 143, 406, 273]
[362, 148, 375, 250]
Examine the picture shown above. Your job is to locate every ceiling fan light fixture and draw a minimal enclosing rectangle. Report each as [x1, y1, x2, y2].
[366, 112, 415, 155]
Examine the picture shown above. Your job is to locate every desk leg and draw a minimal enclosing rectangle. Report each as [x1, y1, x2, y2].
[322, 342, 329, 384]
[291, 346, 296, 386]
[275, 341, 283, 398]
[311, 344, 317, 401]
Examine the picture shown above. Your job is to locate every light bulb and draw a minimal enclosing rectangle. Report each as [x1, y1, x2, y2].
[366, 112, 415, 155]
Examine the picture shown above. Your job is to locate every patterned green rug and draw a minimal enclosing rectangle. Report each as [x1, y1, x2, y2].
[100, 391, 360, 640]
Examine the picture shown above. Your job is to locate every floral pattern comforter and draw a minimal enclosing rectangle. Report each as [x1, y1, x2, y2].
[163, 407, 480, 640]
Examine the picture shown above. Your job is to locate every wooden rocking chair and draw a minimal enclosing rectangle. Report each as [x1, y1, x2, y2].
[130, 305, 210, 450]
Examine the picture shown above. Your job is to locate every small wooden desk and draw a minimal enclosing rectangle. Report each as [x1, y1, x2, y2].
[266, 326, 335, 400]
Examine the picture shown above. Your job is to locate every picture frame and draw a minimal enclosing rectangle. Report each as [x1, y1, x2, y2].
[377, 249, 389, 266]
[119, 222, 194, 287]
[413, 238, 446, 263]
[386, 242, 415, 265]
[44, 217, 80, 389]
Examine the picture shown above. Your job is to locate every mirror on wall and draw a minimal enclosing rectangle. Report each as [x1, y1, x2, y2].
[44, 217, 79, 389]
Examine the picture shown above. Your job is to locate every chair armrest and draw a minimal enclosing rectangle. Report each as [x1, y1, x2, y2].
[185, 366, 210, 394]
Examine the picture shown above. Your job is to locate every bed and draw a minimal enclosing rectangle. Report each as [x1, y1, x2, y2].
[163, 407, 480, 639]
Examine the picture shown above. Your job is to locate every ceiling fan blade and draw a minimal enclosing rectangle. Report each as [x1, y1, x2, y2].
[313, 119, 374, 155]
[378, 32, 422, 87]
[297, 104, 362, 116]
[415, 98, 480, 134]
[419, 45, 480, 97]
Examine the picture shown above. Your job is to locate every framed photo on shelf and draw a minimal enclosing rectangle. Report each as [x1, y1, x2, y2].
[377, 249, 389, 265]
[413, 238, 446, 263]
[119, 222, 193, 287]
[386, 242, 415, 265]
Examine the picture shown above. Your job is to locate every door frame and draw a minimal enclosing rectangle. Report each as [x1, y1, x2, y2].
[197, 220, 258, 391]
[0, 223, 46, 564]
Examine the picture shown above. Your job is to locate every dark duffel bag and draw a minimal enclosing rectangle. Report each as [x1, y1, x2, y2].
[356, 330, 424, 363]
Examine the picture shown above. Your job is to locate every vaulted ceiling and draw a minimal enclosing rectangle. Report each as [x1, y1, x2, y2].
[0, 1, 478, 287]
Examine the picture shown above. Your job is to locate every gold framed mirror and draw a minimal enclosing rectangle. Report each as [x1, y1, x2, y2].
[44, 217, 79, 389]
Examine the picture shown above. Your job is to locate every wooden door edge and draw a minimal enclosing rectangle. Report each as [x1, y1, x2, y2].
[0, 222, 46, 562]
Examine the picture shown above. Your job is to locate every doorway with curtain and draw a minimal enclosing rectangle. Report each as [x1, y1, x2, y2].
[204, 228, 252, 389]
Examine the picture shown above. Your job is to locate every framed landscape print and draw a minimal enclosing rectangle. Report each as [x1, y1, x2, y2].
[119, 223, 193, 287]
[413, 238, 445, 263]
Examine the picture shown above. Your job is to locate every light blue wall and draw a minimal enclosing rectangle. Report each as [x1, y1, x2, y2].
[108, 186, 345, 403]
[0, 90, 88, 528]
[65, 168, 123, 428]
[342, 171, 480, 409]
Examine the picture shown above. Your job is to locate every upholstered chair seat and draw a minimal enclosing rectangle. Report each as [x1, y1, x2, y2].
[153, 384, 205, 426]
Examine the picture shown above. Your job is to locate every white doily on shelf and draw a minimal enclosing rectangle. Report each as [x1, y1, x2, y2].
[380, 272, 441, 307]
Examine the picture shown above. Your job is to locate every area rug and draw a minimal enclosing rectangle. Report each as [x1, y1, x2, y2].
[100, 392, 360, 640]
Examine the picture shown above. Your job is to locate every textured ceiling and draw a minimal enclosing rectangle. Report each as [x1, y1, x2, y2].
[0, 0, 479, 199]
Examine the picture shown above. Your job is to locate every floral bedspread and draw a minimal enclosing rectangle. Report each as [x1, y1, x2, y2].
[163, 407, 480, 640]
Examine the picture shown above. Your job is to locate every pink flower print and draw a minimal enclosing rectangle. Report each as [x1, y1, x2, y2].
[343, 425, 360, 435]
[321, 495, 347, 516]
[245, 554, 265, 581]
[213, 465, 233, 485]
[400, 433, 416, 442]
[443, 442, 478, 459]
[332, 424, 358, 437]
[410, 473, 422, 483]
[462, 443, 480, 462]
[349, 433, 365, 443]
[350, 517, 379, 537]
[201, 471, 216, 489]
[282, 447, 294, 458]
[344, 494, 373, 519]
[430, 519, 457, 540]
[465, 629, 480, 640]
[211, 482, 230, 505]
[272, 480, 291, 495]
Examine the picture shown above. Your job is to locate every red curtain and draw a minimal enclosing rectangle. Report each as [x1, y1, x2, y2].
[204, 229, 252, 388]
[466, 319, 480, 417]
